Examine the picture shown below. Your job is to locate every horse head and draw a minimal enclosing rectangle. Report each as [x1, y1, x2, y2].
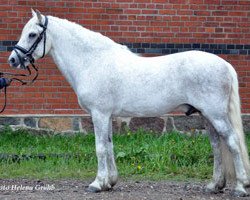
[8, 9, 51, 69]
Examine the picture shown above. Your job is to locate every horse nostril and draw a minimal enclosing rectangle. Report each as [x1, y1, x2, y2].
[9, 57, 16, 64]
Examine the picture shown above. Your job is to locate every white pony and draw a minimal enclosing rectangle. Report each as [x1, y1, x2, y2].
[8, 10, 250, 196]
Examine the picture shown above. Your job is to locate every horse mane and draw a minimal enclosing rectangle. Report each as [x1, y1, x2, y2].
[48, 16, 129, 52]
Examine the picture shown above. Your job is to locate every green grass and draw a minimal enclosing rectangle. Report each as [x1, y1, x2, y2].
[0, 127, 248, 181]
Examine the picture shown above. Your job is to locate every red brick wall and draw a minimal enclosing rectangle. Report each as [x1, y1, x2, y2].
[0, 0, 249, 114]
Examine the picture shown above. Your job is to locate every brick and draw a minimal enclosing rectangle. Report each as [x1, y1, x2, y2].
[124, 9, 141, 14]
[204, 22, 220, 27]
[159, 10, 176, 15]
[69, 8, 86, 13]
[106, 8, 123, 14]
[204, 0, 221, 3]
[190, 0, 204, 4]
[194, 11, 211, 16]
[229, 11, 247, 17]
[221, 0, 238, 5]
[212, 11, 229, 16]
[177, 10, 193, 15]
[205, 27, 215, 33]
[50, 7, 69, 13]
[142, 9, 158, 15]
[239, 1, 250, 5]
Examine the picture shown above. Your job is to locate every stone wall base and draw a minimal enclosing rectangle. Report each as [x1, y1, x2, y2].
[1, 114, 250, 135]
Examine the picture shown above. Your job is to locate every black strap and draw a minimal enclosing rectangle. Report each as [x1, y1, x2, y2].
[13, 45, 28, 54]
[42, 31, 46, 58]
[39, 16, 48, 58]
[0, 86, 7, 113]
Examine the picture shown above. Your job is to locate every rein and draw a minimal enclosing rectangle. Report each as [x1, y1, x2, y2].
[0, 16, 48, 113]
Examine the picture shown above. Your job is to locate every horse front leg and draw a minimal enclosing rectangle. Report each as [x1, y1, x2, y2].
[88, 111, 117, 192]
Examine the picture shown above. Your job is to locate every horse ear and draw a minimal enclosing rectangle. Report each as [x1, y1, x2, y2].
[31, 8, 42, 24]
[35, 9, 42, 24]
[31, 8, 36, 17]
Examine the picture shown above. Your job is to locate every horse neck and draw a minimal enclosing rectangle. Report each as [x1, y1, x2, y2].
[48, 16, 117, 59]
[47, 16, 117, 89]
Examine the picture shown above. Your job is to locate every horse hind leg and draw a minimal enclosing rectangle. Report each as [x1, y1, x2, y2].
[107, 117, 118, 187]
[179, 104, 227, 192]
[205, 120, 226, 193]
[205, 115, 249, 197]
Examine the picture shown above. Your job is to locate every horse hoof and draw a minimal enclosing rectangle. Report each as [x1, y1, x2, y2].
[231, 190, 249, 197]
[204, 187, 219, 194]
[86, 185, 101, 193]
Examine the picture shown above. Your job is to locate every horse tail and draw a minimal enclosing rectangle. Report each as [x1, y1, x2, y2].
[221, 63, 250, 181]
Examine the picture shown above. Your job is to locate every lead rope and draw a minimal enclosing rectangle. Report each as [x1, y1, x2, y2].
[0, 78, 9, 113]
[0, 87, 7, 113]
[0, 62, 39, 113]
[0, 16, 47, 113]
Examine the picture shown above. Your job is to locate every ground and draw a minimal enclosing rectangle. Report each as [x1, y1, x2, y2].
[0, 179, 248, 200]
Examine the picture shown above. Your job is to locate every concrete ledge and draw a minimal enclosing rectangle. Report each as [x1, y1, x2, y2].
[0, 114, 250, 135]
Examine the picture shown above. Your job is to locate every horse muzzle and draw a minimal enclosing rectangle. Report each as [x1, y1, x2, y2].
[8, 52, 29, 69]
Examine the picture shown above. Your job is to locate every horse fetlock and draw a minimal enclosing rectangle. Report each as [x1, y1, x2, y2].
[232, 183, 249, 197]
[107, 163, 118, 187]
[244, 179, 250, 188]
[237, 175, 250, 187]
[242, 179, 250, 187]
[231, 188, 249, 197]
[109, 174, 118, 187]
[205, 181, 225, 194]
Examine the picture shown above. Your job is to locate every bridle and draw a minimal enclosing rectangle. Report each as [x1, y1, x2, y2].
[14, 16, 48, 71]
[0, 16, 48, 113]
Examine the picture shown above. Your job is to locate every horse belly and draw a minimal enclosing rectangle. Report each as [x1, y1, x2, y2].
[113, 89, 184, 117]
[112, 60, 187, 117]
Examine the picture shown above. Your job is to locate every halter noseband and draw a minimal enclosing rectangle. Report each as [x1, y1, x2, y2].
[0, 16, 48, 113]
[14, 15, 48, 68]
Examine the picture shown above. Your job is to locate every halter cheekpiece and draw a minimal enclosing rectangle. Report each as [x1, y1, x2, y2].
[0, 16, 48, 113]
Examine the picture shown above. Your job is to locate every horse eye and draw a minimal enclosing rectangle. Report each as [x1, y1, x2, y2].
[28, 33, 37, 38]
